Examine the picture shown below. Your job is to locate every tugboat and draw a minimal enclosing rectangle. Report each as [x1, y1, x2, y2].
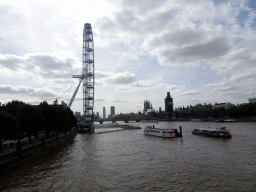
[192, 127, 232, 138]
[144, 126, 182, 138]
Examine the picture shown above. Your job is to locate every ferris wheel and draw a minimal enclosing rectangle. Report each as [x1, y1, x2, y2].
[82, 23, 95, 130]
[68, 23, 94, 132]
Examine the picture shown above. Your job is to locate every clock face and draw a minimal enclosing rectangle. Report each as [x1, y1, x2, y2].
[169, 102, 173, 105]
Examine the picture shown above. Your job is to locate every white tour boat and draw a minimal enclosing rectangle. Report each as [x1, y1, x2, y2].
[143, 126, 182, 138]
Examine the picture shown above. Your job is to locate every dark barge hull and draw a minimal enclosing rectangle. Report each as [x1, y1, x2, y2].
[192, 132, 231, 139]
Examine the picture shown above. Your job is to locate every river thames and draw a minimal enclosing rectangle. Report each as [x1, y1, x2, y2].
[0, 121, 255, 191]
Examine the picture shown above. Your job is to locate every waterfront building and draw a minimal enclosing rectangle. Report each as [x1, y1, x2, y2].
[52, 99, 67, 108]
[75, 112, 81, 119]
[165, 92, 173, 117]
[103, 107, 106, 119]
[212, 102, 235, 109]
[53, 99, 58, 105]
[144, 99, 152, 114]
[61, 101, 67, 108]
[110, 106, 115, 117]
[249, 98, 256, 103]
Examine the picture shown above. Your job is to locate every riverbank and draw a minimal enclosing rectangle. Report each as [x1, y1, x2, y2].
[0, 130, 77, 173]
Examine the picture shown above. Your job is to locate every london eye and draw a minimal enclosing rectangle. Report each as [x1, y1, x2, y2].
[68, 23, 95, 132]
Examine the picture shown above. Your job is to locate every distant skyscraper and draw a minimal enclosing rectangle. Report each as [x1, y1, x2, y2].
[165, 92, 173, 117]
[103, 106, 106, 119]
[74, 112, 81, 119]
[110, 106, 115, 117]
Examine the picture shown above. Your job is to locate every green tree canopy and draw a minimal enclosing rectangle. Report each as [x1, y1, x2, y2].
[0, 111, 19, 151]
[39, 101, 60, 135]
[65, 107, 77, 128]
[54, 105, 69, 130]
[17, 104, 45, 143]
[4, 100, 25, 117]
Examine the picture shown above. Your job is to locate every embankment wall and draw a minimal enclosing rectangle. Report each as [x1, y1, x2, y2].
[0, 131, 77, 173]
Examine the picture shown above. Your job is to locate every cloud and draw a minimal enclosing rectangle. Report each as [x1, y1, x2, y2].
[179, 90, 202, 96]
[96, 71, 136, 85]
[113, 100, 129, 103]
[109, 72, 136, 84]
[0, 85, 55, 99]
[94, 0, 256, 74]
[0, 52, 80, 79]
[230, 69, 256, 82]
[95, 99, 106, 102]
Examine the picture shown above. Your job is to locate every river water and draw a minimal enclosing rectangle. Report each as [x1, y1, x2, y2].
[1, 121, 256, 191]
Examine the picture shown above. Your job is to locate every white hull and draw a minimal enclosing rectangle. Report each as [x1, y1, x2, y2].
[144, 132, 176, 138]
[144, 126, 179, 138]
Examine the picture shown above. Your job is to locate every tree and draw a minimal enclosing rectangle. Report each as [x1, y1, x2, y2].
[0, 111, 19, 152]
[65, 108, 77, 128]
[212, 107, 226, 118]
[54, 105, 69, 131]
[17, 104, 44, 144]
[39, 101, 60, 137]
[4, 100, 25, 117]
[227, 106, 239, 118]
[174, 112, 180, 118]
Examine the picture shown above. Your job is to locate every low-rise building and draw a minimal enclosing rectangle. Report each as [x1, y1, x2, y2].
[75, 112, 81, 119]
[249, 98, 256, 103]
[212, 102, 235, 109]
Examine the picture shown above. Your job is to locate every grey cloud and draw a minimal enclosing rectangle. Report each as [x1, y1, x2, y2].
[133, 82, 147, 88]
[121, 0, 167, 14]
[175, 38, 229, 58]
[96, 4, 175, 38]
[131, 9, 175, 35]
[28, 55, 73, 70]
[230, 72, 256, 82]
[0, 85, 55, 99]
[0, 53, 79, 79]
[115, 10, 135, 31]
[0, 85, 34, 94]
[113, 100, 129, 103]
[149, 29, 205, 47]
[109, 75, 136, 84]
[160, 37, 230, 65]
[95, 71, 137, 85]
[95, 71, 110, 78]
[116, 9, 174, 34]
[180, 90, 202, 96]
[95, 99, 106, 102]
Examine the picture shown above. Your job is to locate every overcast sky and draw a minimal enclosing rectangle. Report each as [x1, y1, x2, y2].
[1, 0, 256, 117]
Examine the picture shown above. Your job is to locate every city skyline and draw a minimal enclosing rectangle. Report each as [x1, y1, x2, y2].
[1, 1, 256, 115]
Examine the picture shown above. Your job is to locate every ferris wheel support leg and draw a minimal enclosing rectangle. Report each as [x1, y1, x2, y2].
[67, 78, 83, 108]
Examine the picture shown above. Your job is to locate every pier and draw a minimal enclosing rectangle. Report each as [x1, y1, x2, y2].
[95, 123, 141, 134]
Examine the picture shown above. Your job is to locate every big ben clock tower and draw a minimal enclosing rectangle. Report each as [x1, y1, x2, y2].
[165, 92, 173, 117]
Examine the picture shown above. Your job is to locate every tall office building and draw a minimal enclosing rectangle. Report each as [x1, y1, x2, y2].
[110, 106, 115, 117]
[165, 92, 173, 117]
[103, 106, 106, 120]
